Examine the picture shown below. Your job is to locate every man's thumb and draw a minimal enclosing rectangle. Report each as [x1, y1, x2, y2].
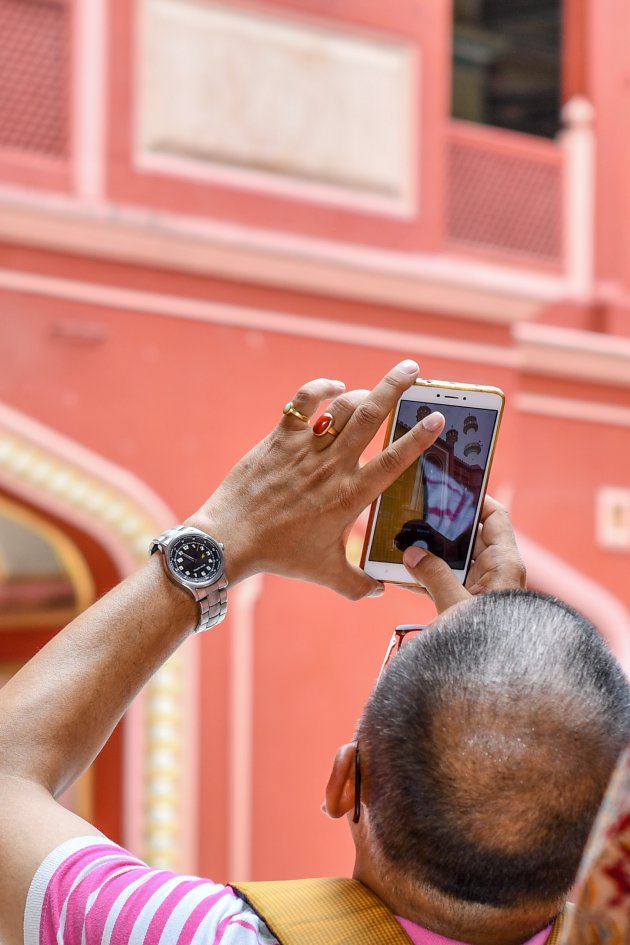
[402, 546, 470, 613]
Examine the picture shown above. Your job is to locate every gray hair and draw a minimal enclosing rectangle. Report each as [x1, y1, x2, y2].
[360, 590, 630, 908]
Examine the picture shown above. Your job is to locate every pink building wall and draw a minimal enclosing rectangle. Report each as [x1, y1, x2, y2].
[0, 0, 629, 882]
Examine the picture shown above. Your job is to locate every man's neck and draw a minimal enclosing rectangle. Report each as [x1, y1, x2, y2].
[353, 859, 563, 945]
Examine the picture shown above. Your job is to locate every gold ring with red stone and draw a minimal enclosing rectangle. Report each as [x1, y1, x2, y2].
[283, 401, 310, 424]
[312, 412, 339, 437]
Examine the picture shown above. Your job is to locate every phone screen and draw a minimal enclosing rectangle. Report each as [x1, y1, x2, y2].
[367, 396, 501, 571]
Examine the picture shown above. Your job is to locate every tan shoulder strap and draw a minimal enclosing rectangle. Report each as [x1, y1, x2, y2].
[231, 877, 414, 945]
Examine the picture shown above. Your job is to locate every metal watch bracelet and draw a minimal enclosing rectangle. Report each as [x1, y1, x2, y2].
[195, 574, 228, 632]
[150, 525, 228, 633]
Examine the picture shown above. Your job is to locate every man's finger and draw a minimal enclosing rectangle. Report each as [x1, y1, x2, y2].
[477, 498, 515, 547]
[341, 360, 420, 456]
[311, 389, 370, 449]
[476, 499, 525, 571]
[466, 495, 527, 594]
[466, 546, 527, 595]
[281, 377, 346, 429]
[328, 562, 385, 602]
[357, 411, 445, 504]
[478, 494, 504, 524]
[402, 547, 471, 613]
[472, 530, 488, 559]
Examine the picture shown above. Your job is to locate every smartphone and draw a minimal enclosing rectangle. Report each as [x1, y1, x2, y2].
[361, 378, 505, 585]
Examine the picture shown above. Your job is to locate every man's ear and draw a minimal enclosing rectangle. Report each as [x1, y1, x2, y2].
[324, 742, 357, 819]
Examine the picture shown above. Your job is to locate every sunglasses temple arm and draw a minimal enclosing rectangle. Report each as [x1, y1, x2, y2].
[377, 631, 401, 682]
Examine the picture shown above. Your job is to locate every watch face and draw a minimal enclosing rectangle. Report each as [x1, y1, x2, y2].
[168, 533, 223, 586]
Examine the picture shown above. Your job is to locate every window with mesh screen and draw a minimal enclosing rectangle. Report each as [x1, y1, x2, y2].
[452, 0, 562, 139]
[0, 0, 70, 158]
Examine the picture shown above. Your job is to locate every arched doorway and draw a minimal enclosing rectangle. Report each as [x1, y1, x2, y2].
[0, 401, 199, 871]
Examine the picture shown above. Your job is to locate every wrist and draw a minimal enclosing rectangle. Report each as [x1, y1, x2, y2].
[183, 511, 251, 587]
[146, 552, 200, 635]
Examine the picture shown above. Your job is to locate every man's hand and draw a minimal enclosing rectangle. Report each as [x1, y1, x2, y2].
[402, 496, 526, 613]
[187, 360, 445, 601]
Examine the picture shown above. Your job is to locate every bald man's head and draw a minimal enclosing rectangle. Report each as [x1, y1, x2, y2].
[359, 591, 630, 909]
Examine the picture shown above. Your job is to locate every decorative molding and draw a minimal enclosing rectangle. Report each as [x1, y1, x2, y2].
[0, 401, 172, 567]
[515, 393, 630, 428]
[143, 651, 189, 870]
[0, 188, 568, 323]
[0, 266, 521, 369]
[0, 402, 198, 871]
[9, 267, 630, 389]
[514, 322, 630, 388]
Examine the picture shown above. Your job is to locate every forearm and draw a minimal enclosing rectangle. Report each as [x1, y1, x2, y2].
[0, 554, 197, 795]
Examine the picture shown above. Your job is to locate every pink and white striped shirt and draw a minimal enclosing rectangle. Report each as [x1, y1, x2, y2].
[25, 838, 279, 945]
[25, 837, 555, 945]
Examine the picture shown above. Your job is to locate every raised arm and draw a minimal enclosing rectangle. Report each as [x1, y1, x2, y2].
[0, 360, 445, 945]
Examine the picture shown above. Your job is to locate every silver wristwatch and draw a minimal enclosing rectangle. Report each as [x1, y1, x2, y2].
[149, 525, 228, 632]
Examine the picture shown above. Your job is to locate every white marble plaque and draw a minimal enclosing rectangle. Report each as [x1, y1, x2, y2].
[138, 0, 415, 199]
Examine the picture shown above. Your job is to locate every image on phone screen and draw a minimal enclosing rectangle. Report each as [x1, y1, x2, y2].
[368, 398, 500, 571]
